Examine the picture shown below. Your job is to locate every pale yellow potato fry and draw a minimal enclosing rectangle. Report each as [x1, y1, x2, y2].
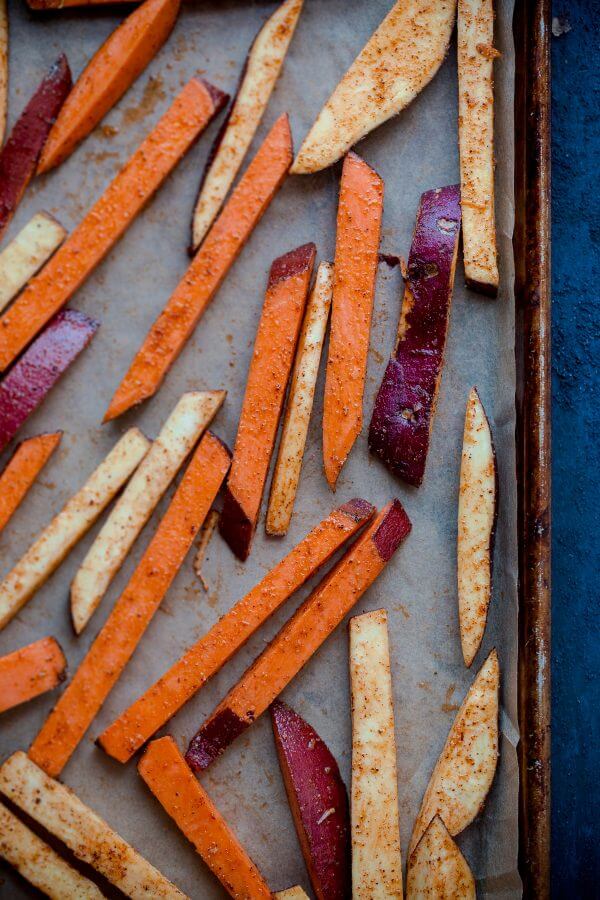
[192, 0, 303, 249]
[406, 816, 475, 899]
[275, 889, 310, 900]
[0, 752, 187, 900]
[70, 390, 225, 634]
[0, 800, 105, 899]
[458, 387, 496, 667]
[458, 0, 499, 295]
[350, 609, 403, 899]
[0, 212, 67, 313]
[0, 428, 150, 632]
[266, 261, 333, 535]
[0, 0, 7, 146]
[193, 507, 219, 589]
[409, 649, 500, 854]
[292, 0, 456, 174]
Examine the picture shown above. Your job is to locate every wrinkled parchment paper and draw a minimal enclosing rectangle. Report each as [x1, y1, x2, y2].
[0, 1, 519, 896]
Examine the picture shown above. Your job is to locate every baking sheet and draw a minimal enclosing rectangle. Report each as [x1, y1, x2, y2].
[0, 1, 519, 896]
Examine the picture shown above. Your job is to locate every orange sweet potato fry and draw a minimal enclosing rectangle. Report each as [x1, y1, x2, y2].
[322, 152, 383, 489]
[28, 431, 231, 777]
[0, 432, 62, 533]
[98, 498, 374, 763]
[38, 0, 181, 173]
[139, 736, 272, 899]
[186, 499, 411, 771]
[0, 636, 66, 714]
[0, 78, 227, 373]
[219, 242, 315, 560]
[104, 113, 293, 421]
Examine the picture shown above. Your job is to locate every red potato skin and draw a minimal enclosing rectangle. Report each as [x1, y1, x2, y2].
[0, 56, 72, 242]
[368, 185, 461, 486]
[0, 310, 99, 453]
[271, 701, 350, 900]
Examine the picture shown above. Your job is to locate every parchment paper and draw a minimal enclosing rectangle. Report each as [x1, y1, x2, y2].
[0, 1, 519, 896]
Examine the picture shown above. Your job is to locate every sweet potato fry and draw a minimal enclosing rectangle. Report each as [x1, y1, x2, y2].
[220, 243, 315, 559]
[0, 55, 71, 243]
[0, 78, 226, 373]
[408, 649, 499, 853]
[98, 498, 374, 763]
[349, 609, 403, 898]
[458, 0, 499, 295]
[0, 309, 98, 454]
[38, 0, 181, 173]
[0, 432, 62, 533]
[104, 113, 293, 421]
[0, 800, 104, 899]
[29, 431, 231, 777]
[186, 499, 411, 771]
[0, 636, 66, 714]
[0, 428, 150, 633]
[267, 260, 333, 535]
[139, 736, 272, 899]
[322, 153, 383, 490]
[70, 390, 224, 635]
[0, 0, 7, 147]
[369, 185, 462, 486]
[0, 751, 187, 898]
[0, 213, 67, 315]
[191, 0, 303, 248]
[406, 816, 475, 900]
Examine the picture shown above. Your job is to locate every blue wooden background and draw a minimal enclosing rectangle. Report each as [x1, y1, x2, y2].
[551, 4, 600, 896]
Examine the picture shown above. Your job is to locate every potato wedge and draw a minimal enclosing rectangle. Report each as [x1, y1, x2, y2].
[192, 0, 303, 249]
[0, 212, 67, 314]
[0, 0, 7, 147]
[0, 751, 187, 899]
[349, 609, 403, 898]
[0, 800, 104, 899]
[458, 387, 496, 666]
[458, 0, 499, 295]
[292, 0, 456, 173]
[0, 428, 150, 633]
[406, 816, 475, 899]
[70, 390, 224, 634]
[409, 649, 499, 853]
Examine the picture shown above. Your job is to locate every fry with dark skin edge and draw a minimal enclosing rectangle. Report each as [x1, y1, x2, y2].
[28, 432, 231, 777]
[0, 55, 71, 243]
[98, 498, 374, 764]
[368, 185, 462, 486]
[0, 310, 99, 454]
[271, 701, 351, 900]
[322, 152, 383, 490]
[220, 242, 315, 559]
[104, 113, 293, 421]
[139, 736, 272, 899]
[0, 432, 62, 532]
[38, 0, 181, 173]
[186, 499, 411, 771]
[0, 636, 66, 714]
[0, 78, 227, 373]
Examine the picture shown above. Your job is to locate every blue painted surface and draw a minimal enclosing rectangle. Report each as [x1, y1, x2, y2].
[551, 5, 600, 896]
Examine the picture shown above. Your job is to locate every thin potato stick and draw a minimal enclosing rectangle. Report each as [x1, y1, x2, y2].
[70, 390, 224, 635]
[267, 260, 333, 535]
[0, 751, 187, 899]
[0, 432, 62, 533]
[98, 498, 374, 764]
[0, 213, 67, 314]
[0, 78, 227, 372]
[193, 508, 219, 590]
[139, 736, 272, 899]
[29, 432, 231, 777]
[0, 636, 66, 714]
[0, 428, 150, 633]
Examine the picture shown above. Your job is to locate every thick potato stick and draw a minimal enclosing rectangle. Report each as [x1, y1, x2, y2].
[0, 636, 66, 714]
[0, 428, 150, 632]
[0, 432, 62, 533]
[267, 260, 333, 535]
[0, 213, 66, 314]
[30, 432, 231, 777]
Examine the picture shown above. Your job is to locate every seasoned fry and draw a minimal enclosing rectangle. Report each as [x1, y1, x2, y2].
[0, 432, 62, 533]
[275, 890, 310, 900]
[267, 260, 333, 535]
[0, 752, 187, 899]
[406, 816, 475, 900]
[0, 213, 66, 314]
[0, 636, 66, 714]
[70, 391, 224, 635]
[193, 508, 219, 589]
[0, 428, 150, 633]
